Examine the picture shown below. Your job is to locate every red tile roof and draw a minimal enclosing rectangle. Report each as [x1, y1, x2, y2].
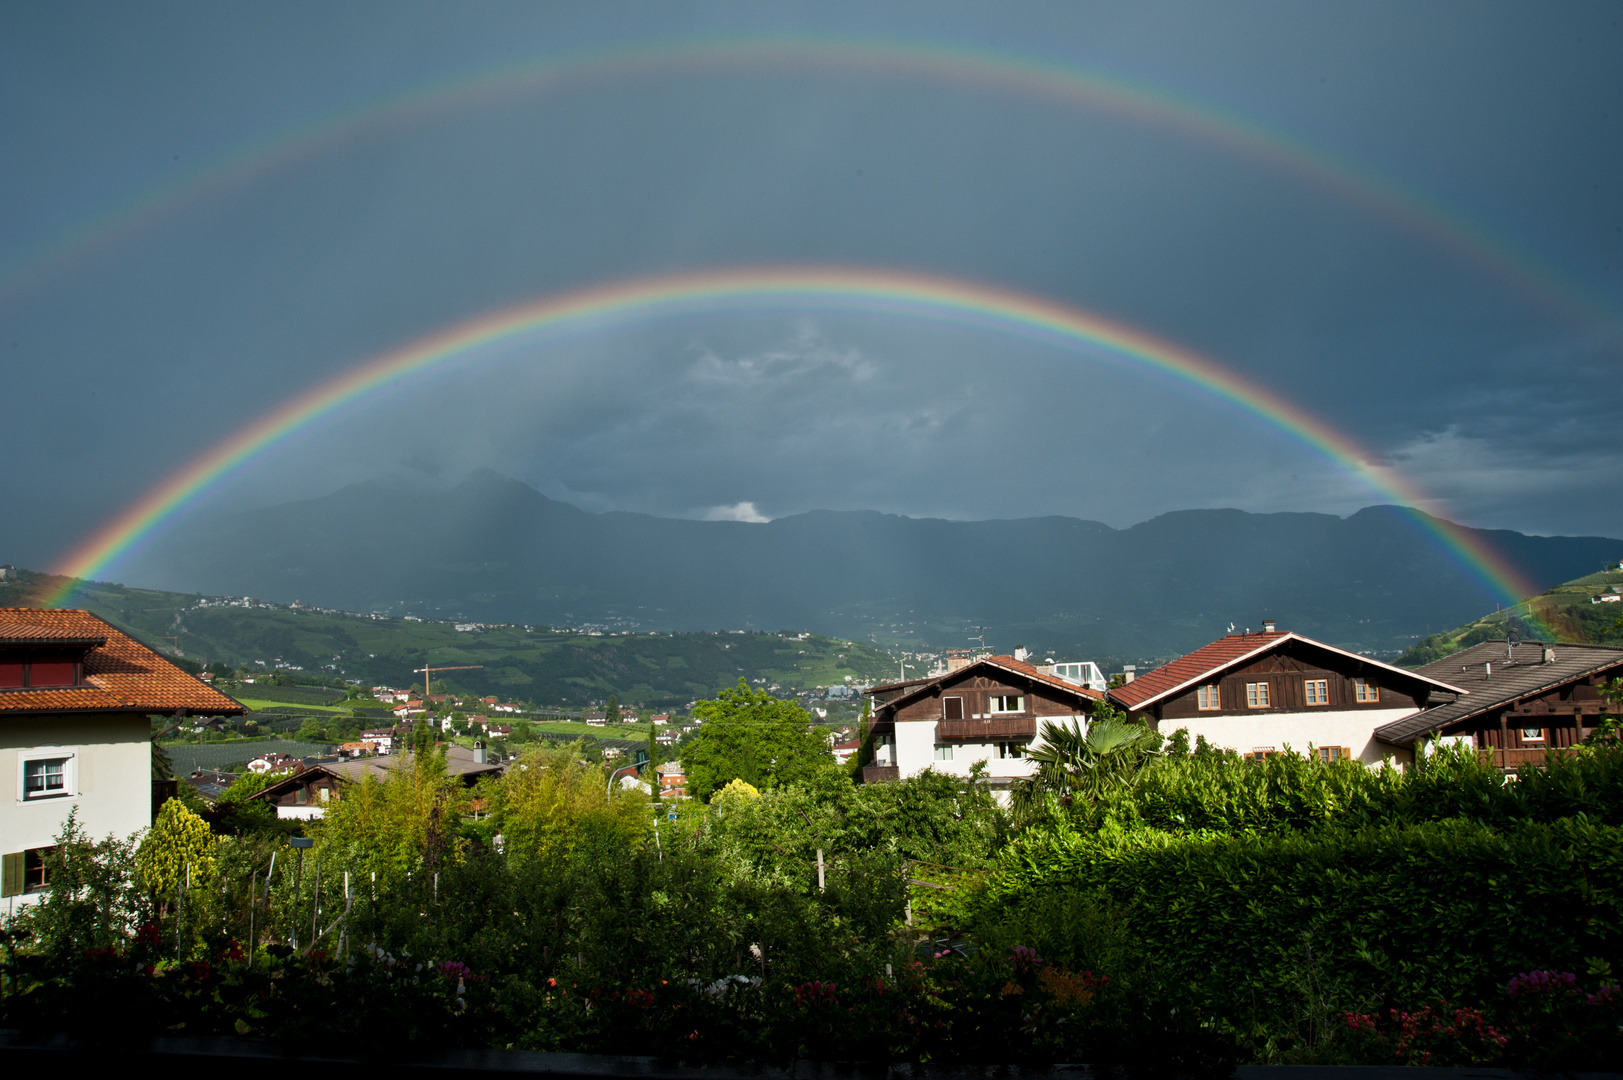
[1109, 631, 1465, 711]
[1109, 632, 1289, 710]
[0, 620, 108, 644]
[868, 654, 1103, 715]
[0, 608, 245, 716]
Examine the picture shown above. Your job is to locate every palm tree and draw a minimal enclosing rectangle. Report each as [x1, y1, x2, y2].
[1012, 709, 1160, 813]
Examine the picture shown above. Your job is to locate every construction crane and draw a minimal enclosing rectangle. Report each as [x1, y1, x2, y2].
[412, 663, 483, 706]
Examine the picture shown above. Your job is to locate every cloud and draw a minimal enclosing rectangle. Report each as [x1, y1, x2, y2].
[703, 501, 772, 523]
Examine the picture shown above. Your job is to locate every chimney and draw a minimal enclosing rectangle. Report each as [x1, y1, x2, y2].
[473, 740, 487, 764]
[1122, 665, 1136, 684]
[1543, 646, 1556, 664]
[1262, 619, 1276, 633]
[1014, 646, 1029, 662]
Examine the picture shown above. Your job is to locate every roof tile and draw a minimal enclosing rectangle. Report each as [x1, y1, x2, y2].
[0, 608, 245, 716]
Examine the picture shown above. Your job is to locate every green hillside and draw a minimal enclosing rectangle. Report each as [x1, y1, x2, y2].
[0, 569, 897, 707]
[1397, 566, 1623, 667]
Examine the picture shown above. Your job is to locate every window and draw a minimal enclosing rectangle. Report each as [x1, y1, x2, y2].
[1304, 679, 1328, 705]
[1521, 728, 1545, 741]
[996, 741, 1023, 759]
[1248, 747, 1279, 762]
[2, 847, 55, 897]
[1317, 746, 1353, 762]
[942, 696, 964, 721]
[1197, 684, 1221, 710]
[934, 744, 954, 761]
[1353, 677, 1379, 703]
[19, 751, 74, 801]
[1246, 682, 1271, 708]
[989, 695, 1025, 714]
[28, 662, 76, 687]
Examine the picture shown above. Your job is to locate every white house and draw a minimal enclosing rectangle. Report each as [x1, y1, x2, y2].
[2, 609, 245, 905]
[1109, 623, 1465, 766]
[863, 655, 1104, 792]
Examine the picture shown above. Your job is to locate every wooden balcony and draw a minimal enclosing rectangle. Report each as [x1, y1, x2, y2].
[936, 717, 1036, 741]
[861, 765, 900, 784]
[1478, 746, 1583, 771]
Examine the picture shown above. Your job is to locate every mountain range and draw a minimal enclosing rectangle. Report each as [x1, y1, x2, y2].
[111, 470, 1623, 660]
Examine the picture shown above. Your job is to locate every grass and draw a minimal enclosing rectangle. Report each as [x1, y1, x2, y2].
[234, 696, 355, 714]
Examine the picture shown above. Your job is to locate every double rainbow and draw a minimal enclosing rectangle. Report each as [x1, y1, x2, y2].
[5, 35, 1613, 337]
[45, 267, 1541, 615]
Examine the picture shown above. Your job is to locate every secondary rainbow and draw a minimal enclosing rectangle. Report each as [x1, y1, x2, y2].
[46, 267, 1542, 614]
[4, 35, 1612, 337]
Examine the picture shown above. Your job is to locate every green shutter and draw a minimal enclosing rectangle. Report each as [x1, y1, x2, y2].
[2, 852, 23, 898]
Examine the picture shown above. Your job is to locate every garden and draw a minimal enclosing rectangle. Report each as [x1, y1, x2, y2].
[3, 690, 1621, 1072]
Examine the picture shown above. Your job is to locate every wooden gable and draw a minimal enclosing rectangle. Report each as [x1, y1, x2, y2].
[1154, 638, 1434, 721]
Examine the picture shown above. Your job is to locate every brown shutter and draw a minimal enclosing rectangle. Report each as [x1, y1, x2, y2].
[2, 852, 23, 898]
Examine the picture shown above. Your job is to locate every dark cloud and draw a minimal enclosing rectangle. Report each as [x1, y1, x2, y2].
[1, 1, 1620, 578]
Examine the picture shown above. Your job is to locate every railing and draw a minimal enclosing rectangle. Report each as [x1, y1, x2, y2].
[1478, 746, 1582, 770]
[861, 765, 900, 784]
[936, 717, 1036, 740]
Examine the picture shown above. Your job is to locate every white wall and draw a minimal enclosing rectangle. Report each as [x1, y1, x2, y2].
[895, 716, 1086, 782]
[3, 713, 152, 907]
[1158, 708, 1417, 765]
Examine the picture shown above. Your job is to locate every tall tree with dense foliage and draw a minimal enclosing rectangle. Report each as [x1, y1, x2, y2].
[317, 744, 467, 880]
[494, 741, 649, 862]
[682, 679, 834, 801]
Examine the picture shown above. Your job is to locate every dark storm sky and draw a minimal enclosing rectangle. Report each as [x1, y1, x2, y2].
[3, 2, 1621, 574]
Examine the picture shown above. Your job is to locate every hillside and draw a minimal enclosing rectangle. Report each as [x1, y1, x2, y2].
[94, 469, 1623, 659]
[1396, 566, 1623, 667]
[0, 570, 896, 707]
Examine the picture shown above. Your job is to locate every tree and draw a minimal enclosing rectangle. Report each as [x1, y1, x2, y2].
[1011, 703, 1161, 813]
[494, 741, 648, 863]
[681, 679, 835, 801]
[136, 799, 218, 899]
[605, 694, 621, 725]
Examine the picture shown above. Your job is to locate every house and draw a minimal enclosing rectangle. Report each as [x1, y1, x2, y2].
[656, 760, 687, 800]
[487, 724, 512, 737]
[1, 609, 244, 904]
[582, 711, 607, 727]
[1108, 624, 1465, 766]
[863, 654, 1104, 791]
[1374, 639, 1623, 770]
[655, 728, 680, 746]
[361, 728, 396, 754]
[831, 738, 861, 766]
[182, 769, 239, 805]
[649, 713, 671, 726]
[249, 743, 504, 820]
[246, 752, 297, 774]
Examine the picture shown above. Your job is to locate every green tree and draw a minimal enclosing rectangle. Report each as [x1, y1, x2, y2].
[317, 745, 465, 880]
[136, 799, 218, 900]
[681, 679, 835, 801]
[494, 741, 649, 863]
[1012, 704, 1161, 813]
[604, 694, 621, 724]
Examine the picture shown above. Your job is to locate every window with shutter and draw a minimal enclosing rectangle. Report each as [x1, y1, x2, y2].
[942, 696, 964, 721]
[2, 852, 23, 898]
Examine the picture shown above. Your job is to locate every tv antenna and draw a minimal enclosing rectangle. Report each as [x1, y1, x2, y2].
[1506, 628, 1521, 661]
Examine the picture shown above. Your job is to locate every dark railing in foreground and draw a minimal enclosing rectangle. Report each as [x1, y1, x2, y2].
[3, 1032, 1608, 1080]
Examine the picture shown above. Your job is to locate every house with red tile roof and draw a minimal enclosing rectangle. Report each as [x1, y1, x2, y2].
[863, 654, 1104, 791]
[1, 608, 244, 904]
[1108, 623, 1465, 765]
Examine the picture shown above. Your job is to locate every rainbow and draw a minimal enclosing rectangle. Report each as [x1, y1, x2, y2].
[4, 35, 1614, 336]
[46, 266, 1543, 615]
